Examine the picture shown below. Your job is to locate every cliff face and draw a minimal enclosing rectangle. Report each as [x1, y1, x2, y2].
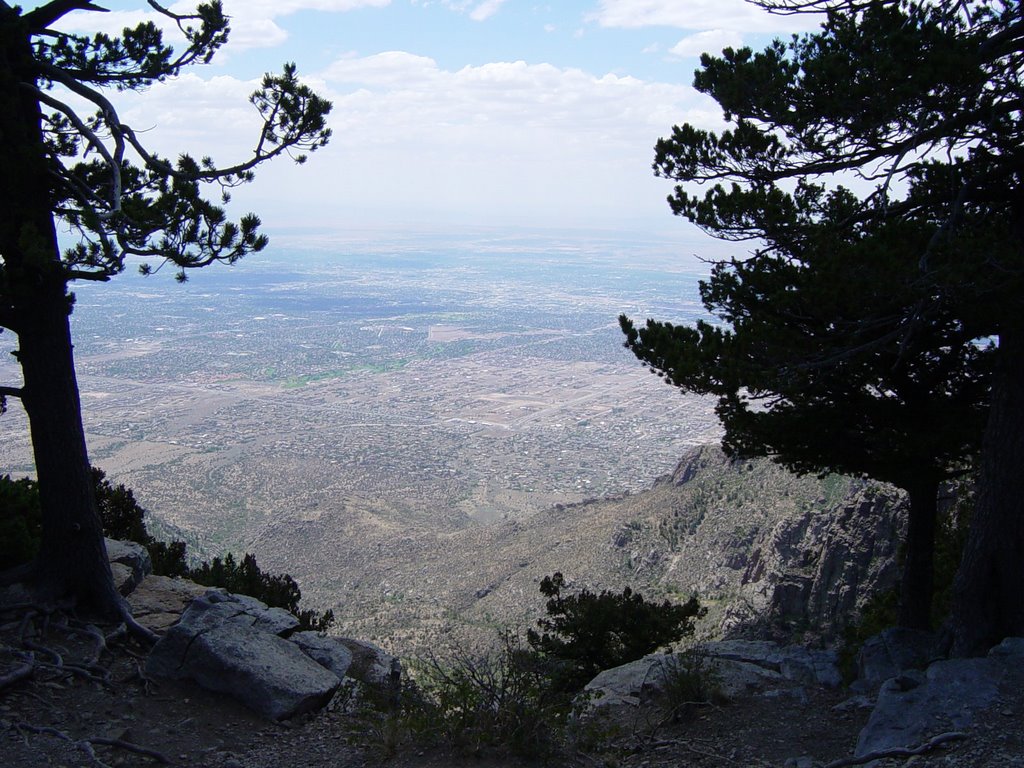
[248, 444, 906, 652]
[601, 446, 906, 643]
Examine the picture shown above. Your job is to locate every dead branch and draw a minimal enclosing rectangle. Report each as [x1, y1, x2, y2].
[12, 721, 112, 768]
[12, 720, 172, 766]
[824, 731, 968, 768]
[89, 735, 173, 764]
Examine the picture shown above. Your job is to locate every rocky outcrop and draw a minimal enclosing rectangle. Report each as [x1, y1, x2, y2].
[582, 640, 842, 725]
[104, 541, 402, 723]
[729, 487, 905, 639]
[636, 447, 908, 642]
[128, 574, 209, 633]
[702, 639, 842, 689]
[855, 637, 1024, 758]
[106, 538, 152, 596]
[854, 627, 942, 692]
[141, 586, 402, 720]
[146, 591, 341, 720]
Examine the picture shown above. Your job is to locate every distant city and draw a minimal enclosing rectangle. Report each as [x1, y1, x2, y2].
[0, 229, 719, 557]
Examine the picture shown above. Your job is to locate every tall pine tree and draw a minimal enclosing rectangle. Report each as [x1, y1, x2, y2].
[623, 1, 1022, 651]
[0, 1, 331, 632]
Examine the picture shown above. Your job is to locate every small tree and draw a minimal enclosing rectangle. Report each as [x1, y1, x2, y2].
[526, 573, 705, 691]
[0, 1, 331, 630]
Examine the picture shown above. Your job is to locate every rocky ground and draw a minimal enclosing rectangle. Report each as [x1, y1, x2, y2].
[2, 614, 1022, 768]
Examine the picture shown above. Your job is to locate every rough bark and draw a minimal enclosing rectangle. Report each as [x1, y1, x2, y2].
[0, 6, 122, 618]
[951, 320, 1024, 655]
[16, 279, 124, 618]
[898, 481, 939, 630]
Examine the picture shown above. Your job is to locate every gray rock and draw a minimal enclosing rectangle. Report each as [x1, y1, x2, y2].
[146, 592, 339, 720]
[988, 636, 1024, 659]
[105, 538, 152, 595]
[855, 649, 1018, 757]
[291, 632, 354, 679]
[582, 655, 677, 714]
[200, 590, 300, 636]
[855, 627, 939, 691]
[702, 640, 842, 688]
[333, 637, 401, 688]
[127, 575, 209, 634]
[725, 486, 905, 642]
[147, 621, 340, 720]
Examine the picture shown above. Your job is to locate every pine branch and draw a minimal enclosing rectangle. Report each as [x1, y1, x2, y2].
[24, 1, 108, 33]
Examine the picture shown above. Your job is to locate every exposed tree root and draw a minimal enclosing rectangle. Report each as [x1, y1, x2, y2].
[824, 731, 968, 768]
[0, 657, 34, 692]
[0, 602, 150, 697]
[11, 720, 172, 766]
[121, 602, 159, 646]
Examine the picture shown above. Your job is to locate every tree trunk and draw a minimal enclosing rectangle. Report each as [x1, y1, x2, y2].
[898, 480, 939, 630]
[16, 276, 124, 618]
[0, 13, 123, 619]
[951, 320, 1024, 656]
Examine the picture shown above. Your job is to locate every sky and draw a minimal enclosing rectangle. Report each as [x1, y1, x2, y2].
[45, 1, 821, 245]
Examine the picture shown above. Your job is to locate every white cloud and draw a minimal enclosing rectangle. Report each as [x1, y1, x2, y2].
[54, 0, 390, 52]
[669, 29, 744, 58]
[280, 52, 723, 227]
[590, 0, 818, 34]
[469, 0, 510, 21]
[95, 49, 724, 229]
[318, 53, 706, 147]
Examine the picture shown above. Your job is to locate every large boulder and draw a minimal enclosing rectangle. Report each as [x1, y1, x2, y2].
[146, 592, 339, 720]
[127, 575, 209, 634]
[854, 627, 941, 692]
[333, 637, 401, 688]
[703, 639, 842, 688]
[291, 631, 354, 679]
[855, 637, 1024, 758]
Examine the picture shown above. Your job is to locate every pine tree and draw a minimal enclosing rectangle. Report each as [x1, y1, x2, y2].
[624, 1, 1022, 650]
[0, 1, 331, 632]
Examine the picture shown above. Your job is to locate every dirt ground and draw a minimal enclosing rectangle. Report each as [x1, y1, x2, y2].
[1, 613, 1020, 768]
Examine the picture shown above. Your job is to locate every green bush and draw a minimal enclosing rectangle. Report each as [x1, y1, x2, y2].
[0, 470, 333, 631]
[395, 632, 575, 761]
[0, 475, 42, 570]
[189, 551, 335, 632]
[658, 647, 725, 721]
[527, 572, 705, 692]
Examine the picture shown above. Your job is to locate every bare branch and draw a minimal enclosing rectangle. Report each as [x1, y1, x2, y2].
[65, 269, 113, 282]
[824, 731, 967, 768]
[24, 1, 108, 33]
[23, 83, 123, 214]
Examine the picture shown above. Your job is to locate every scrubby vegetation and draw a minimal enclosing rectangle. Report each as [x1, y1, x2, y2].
[0, 471, 333, 631]
[527, 572, 706, 693]
[351, 575, 709, 762]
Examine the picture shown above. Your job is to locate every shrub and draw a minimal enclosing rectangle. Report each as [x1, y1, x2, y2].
[527, 572, 705, 692]
[0, 475, 42, 570]
[397, 632, 575, 761]
[0, 470, 333, 631]
[658, 647, 725, 721]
